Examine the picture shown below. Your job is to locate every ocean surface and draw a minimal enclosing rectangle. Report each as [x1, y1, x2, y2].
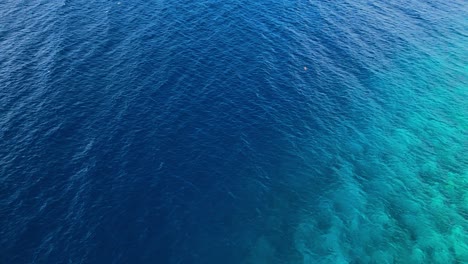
[1, 0, 467, 263]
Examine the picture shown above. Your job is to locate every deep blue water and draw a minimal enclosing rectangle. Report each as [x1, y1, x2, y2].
[1, 0, 467, 263]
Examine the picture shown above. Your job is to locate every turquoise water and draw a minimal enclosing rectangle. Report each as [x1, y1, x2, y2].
[289, 54, 468, 264]
[247, 9, 468, 264]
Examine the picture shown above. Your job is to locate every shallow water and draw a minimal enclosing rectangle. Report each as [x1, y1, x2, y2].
[0, 0, 467, 263]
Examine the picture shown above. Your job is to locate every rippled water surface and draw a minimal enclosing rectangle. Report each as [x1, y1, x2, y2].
[1, 0, 467, 263]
